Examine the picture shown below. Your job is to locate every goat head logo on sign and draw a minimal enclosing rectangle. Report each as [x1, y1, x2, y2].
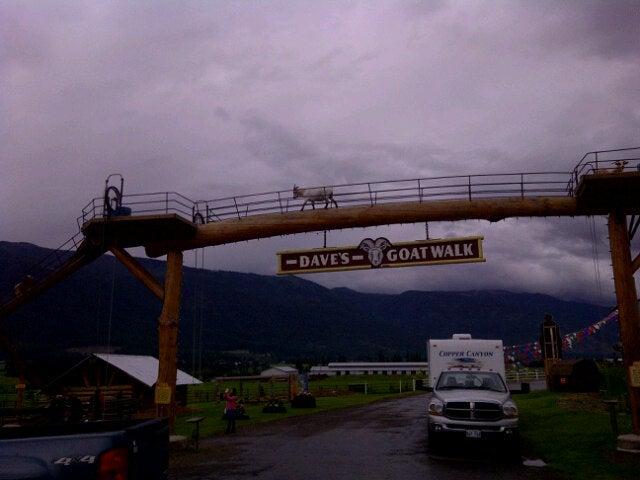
[358, 237, 392, 267]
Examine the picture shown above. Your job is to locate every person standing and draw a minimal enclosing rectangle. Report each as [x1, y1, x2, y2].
[224, 388, 238, 434]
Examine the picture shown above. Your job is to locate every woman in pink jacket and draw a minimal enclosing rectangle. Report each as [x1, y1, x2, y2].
[224, 388, 238, 434]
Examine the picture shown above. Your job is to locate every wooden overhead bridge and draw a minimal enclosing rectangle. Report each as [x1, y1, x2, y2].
[2, 147, 640, 433]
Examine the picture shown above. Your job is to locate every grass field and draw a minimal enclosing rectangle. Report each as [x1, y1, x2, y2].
[600, 365, 629, 399]
[185, 374, 423, 404]
[515, 391, 637, 480]
[0, 366, 21, 407]
[175, 390, 421, 438]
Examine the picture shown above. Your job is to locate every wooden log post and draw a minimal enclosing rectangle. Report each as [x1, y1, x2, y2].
[155, 251, 183, 430]
[608, 211, 640, 435]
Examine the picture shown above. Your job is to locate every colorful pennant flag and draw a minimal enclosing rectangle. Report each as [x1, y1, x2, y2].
[503, 310, 618, 364]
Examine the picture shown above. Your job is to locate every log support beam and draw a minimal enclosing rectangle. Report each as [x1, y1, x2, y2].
[155, 251, 183, 430]
[608, 212, 640, 435]
[110, 246, 164, 301]
[147, 197, 585, 256]
[632, 252, 640, 274]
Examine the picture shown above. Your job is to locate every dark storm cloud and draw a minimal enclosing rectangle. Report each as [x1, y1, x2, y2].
[2, 1, 639, 303]
[401, 0, 447, 18]
[237, 113, 450, 185]
[523, 0, 640, 60]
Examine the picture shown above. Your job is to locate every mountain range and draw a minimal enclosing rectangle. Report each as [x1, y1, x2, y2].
[0, 241, 618, 380]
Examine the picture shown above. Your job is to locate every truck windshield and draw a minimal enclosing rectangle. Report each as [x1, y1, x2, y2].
[436, 372, 506, 392]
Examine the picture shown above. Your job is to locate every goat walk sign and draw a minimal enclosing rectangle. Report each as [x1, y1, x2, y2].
[277, 236, 485, 274]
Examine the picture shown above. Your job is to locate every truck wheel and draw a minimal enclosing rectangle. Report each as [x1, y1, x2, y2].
[427, 426, 441, 452]
[504, 434, 521, 462]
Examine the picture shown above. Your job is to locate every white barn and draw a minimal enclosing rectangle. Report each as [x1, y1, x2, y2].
[310, 362, 428, 376]
[260, 365, 299, 377]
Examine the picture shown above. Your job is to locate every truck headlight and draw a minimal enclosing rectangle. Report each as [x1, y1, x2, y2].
[428, 400, 444, 416]
[503, 403, 518, 418]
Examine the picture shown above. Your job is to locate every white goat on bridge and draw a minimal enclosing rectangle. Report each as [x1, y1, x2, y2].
[293, 185, 338, 211]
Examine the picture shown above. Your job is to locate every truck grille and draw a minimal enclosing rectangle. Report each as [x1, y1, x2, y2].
[444, 402, 503, 421]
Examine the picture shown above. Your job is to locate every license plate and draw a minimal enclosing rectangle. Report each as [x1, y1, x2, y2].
[465, 430, 481, 439]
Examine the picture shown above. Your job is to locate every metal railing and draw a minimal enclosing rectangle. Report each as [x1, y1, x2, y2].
[504, 368, 544, 383]
[23, 231, 86, 278]
[567, 147, 640, 194]
[77, 191, 197, 228]
[2, 231, 87, 305]
[77, 171, 572, 226]
[71, 147, 639, 228]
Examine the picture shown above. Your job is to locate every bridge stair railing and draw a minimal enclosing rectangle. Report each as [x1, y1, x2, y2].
[0, 231, 101, 318]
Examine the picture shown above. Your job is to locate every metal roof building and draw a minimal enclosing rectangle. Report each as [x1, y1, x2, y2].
[260, 365, 298, 377]
[94, 353, 201, 387]
[311, 362, 428, 376]
[47, 353, 202, 412]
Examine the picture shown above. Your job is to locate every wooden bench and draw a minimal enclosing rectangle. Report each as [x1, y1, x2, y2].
[185, 416, 206, 451]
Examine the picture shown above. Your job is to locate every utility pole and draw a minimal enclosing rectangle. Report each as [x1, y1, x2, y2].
[608, 211, 640, 447]
[540, 314, 562, 388]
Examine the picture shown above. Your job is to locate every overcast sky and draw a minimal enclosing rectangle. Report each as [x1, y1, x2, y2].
[2, 1, 639, 304]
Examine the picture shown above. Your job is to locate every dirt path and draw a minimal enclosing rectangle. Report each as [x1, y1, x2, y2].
[169, 394, 553, 480]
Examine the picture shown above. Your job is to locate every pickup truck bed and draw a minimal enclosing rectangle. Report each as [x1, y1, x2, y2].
[0, 418, 168, 480]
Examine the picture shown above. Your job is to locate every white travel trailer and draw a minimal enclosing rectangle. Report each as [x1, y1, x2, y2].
[427, 334, 505, 387]
[426, 334, 518, 453]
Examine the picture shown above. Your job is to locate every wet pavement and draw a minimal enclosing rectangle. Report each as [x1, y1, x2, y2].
[169, 394, 554, 480]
